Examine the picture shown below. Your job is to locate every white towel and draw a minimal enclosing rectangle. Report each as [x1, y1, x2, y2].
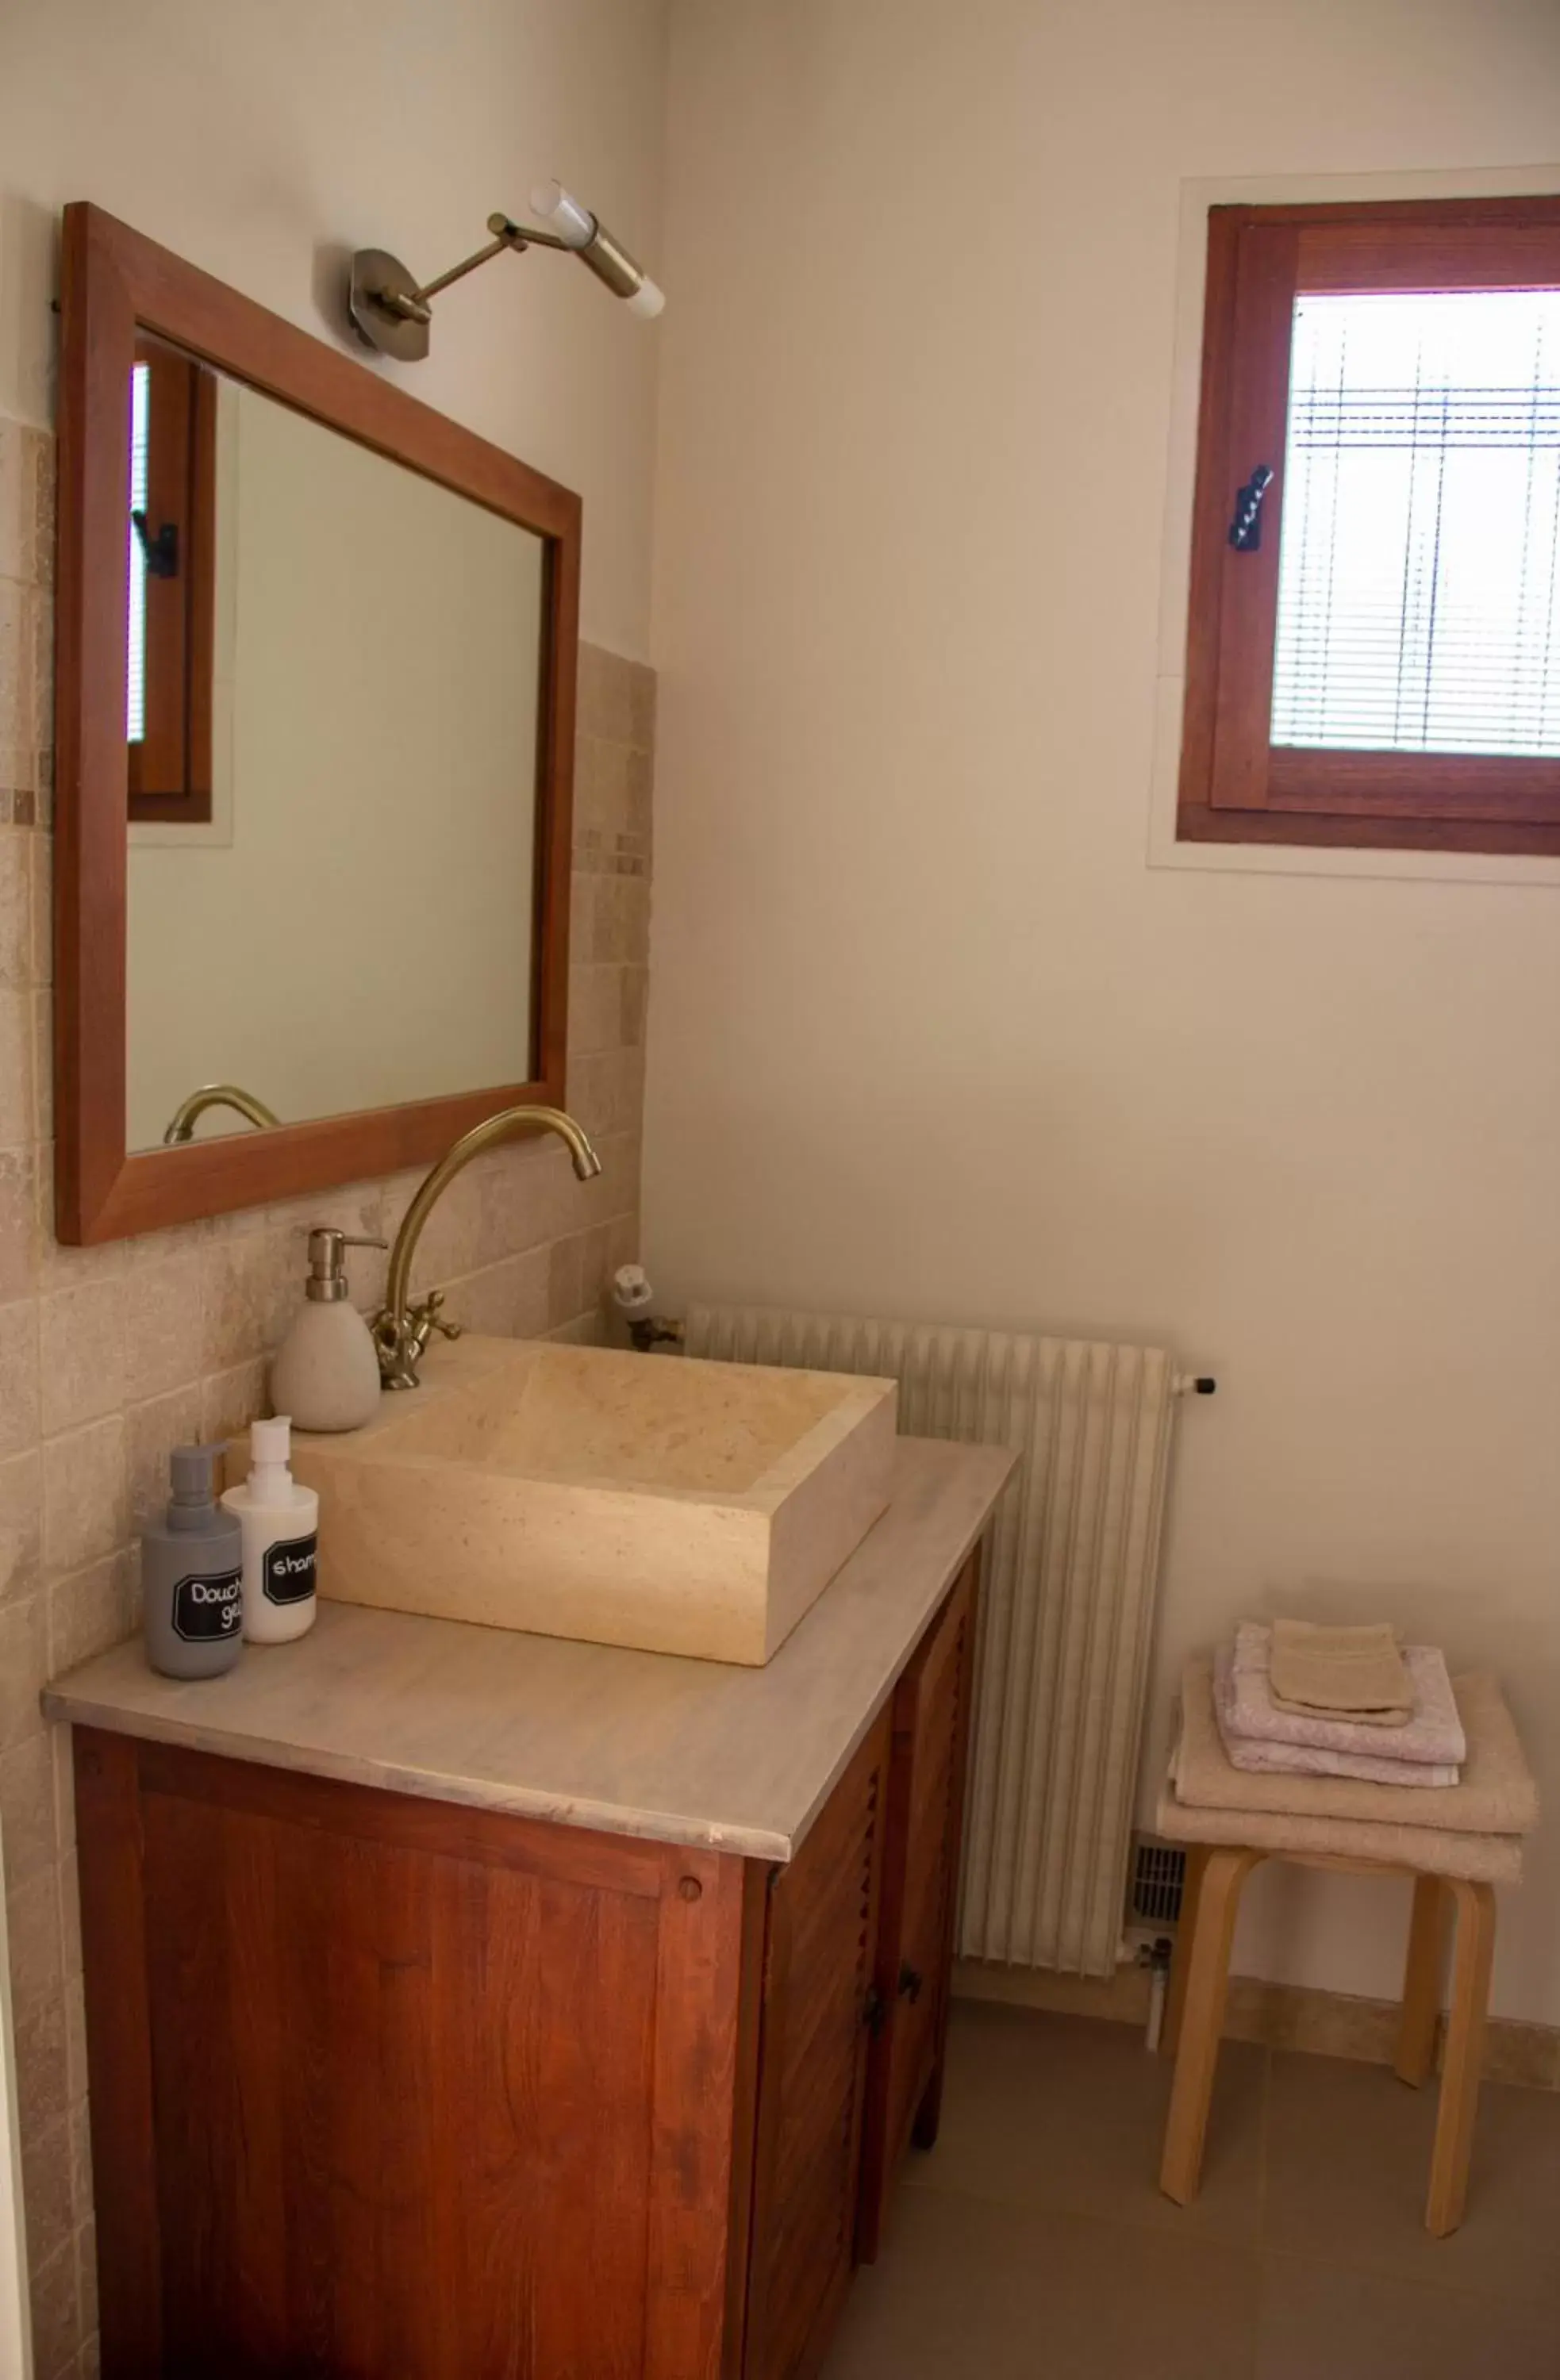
[1215, 1648, 1458, 1787]
[1229, 1622, 1465, 1767]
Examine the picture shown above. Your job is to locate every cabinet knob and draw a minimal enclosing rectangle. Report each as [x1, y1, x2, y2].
[677, 1875, 703, 1902]
[898, 1962, 924, 2005]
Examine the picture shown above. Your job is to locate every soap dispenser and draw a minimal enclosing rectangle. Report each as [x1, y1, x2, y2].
[142, 1445, 244, 1679]
[222, 1415, 320, 1645]
[269, 1226, 386, 1431]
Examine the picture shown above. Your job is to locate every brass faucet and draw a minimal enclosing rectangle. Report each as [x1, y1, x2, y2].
[163, 1083, 281, 1145]
[373, 1104, 602, 1388]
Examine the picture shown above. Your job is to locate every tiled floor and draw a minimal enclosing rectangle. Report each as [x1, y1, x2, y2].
[824, 2002, 1560, 2379]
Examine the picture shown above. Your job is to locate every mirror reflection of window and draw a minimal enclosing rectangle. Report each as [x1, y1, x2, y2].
[125, 337, 216, 823]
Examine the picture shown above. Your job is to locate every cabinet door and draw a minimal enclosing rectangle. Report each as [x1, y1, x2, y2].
[74, 1733, 759, 2380]
[855, 1553, 979, 2261]
[743, 1707, 891, 2380]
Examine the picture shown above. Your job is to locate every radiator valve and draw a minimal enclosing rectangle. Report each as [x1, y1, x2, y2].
[611, 1265, 683, 1353]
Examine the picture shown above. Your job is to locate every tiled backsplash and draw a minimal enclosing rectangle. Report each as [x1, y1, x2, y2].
[0, 414, 654, 2379]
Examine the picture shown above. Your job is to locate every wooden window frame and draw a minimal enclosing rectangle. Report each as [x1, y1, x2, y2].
[1178, 196, 1560, 858]
[127, 335, 216, 823]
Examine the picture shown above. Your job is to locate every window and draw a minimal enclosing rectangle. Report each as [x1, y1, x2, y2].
[126, 336, 216, 823]
[1177, 198, 1560, 856]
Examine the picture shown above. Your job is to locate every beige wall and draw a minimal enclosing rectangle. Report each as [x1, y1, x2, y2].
[0, 0, 669, 660]
[0, 5, 665, 2369]
[645, 0, 1560, 2025]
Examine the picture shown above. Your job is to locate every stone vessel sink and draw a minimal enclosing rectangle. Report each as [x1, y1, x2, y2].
[285, 1335, 898, 1665]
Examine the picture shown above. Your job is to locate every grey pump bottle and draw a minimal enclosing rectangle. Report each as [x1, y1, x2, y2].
[142, 1445, 244, 1679]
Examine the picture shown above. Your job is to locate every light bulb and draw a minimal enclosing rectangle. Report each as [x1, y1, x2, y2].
[627, 277, 666, 321]
[530, 179, 596, 251]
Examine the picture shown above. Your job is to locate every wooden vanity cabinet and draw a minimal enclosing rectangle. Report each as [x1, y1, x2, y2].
[855, 1556, 977, 2263]
[75, 1554, 980, 2380]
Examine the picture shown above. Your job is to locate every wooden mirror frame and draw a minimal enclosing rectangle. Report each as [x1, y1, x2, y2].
[54, 202, 580, 1245]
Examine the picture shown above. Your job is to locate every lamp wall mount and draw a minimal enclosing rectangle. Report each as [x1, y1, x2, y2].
[348, 188, 663, 363]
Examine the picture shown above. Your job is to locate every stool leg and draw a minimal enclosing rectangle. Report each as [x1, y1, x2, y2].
[1396, 1874, 1446, 2088]
[1159, 1847, 1260, 2207]
[1426, 1879, 1496, 2238]
[1161, 1846, 1210, 2059]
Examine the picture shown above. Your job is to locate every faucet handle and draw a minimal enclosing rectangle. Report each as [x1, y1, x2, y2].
[421, 1288, 463, 1342]
[405, 1288, 463, 1362]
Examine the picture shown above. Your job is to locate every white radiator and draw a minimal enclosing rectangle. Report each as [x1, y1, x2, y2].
[683, 1304, 1185, 1978]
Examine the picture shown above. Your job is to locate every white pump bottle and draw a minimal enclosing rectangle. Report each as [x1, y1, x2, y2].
[221, 1416, 320, 1645]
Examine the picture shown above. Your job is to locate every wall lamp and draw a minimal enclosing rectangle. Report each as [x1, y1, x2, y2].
[348, 182, 664, 363]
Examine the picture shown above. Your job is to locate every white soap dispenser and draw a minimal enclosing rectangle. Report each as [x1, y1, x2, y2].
[269, 1226, 386, 1432]
[222, 1415, 320, 1645]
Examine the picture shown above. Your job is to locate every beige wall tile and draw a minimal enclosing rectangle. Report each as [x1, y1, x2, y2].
[0, 1448, 41, 1604]
[201, 1226, 296, 1372]
[6, 1864, 63, 2025]
[0, 1299, 40, 1457]
[199, 1358, 267, 1445]
[0, 986, 35, 1152]
[547, 1234, 582, 1329]
[58, 1864, 80, 1984]
[40, 1280, 127, 1438]
[126, 1386, 203, 1537]
[10, 1990, 67, 2163]
[42, 1419, 127, 1579]
[33, 1154, 125, 1296]
[52, 1732, 75, 1858]
[575, 644, 637, 746]
[0, 1592, 46, 1750]
[620, 965, 649, 1050]
[19, 2113, 76, 2305]
[76, 2217, 97, 2347]
[48, 1553, 133, 1679]
[32, 990, 51, 1140]
[26, 2231, 78, 2380]
[0, 1734, 56, 1891]
[0, 1145, 38, 1304]
[0, 828, 29, 985]
[29, 827, 51, 987]
[123, 1251, 205, 1404]
[567, 962, 622, 1057]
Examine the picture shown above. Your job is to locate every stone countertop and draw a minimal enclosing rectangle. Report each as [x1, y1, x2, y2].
[44, 1438, 1015, 1864]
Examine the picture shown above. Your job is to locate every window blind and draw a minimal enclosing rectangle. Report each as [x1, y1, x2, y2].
[1270, 289, 1560, 757]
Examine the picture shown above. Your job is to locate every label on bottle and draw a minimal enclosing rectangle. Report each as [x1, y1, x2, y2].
[263, 1531, 317, 1606]
[171, 1568, 243, 1643]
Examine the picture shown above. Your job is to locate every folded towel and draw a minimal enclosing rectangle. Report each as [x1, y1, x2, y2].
[1174, 1659, 1537, 1838]
[1231, 1622, 1466, 1767]
[1154, 1779, 1523, 1886]
[1269, 1616, 1412, 1721]
[1213, 1649, 1459, 1787]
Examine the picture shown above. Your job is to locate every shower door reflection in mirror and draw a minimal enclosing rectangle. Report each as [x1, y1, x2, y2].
[124, 344, 547, 1154]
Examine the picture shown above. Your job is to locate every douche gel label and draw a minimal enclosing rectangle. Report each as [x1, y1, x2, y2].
[171, 1568, 243, 1644]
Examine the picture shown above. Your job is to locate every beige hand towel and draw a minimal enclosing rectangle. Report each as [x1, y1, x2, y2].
[1269, 1617, 1412, 1720]
[1174, 1660, 1537, 1837]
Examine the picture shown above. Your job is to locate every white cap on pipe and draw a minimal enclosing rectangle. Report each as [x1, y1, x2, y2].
[627, 276, 665, 321]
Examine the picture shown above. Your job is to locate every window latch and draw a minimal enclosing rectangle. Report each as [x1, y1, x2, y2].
[131, 510, 180, 579]
[1228, 464, 1274, 552]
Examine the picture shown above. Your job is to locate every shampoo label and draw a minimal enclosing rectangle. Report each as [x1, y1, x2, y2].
[171, 1568, 243, 1644]
[263, 1532, 318, 1606]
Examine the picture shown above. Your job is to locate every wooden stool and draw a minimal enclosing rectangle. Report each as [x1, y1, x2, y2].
[1158, 1847, 1497, 2237]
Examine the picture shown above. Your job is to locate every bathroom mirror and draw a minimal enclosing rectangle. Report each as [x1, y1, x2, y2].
[54, 203, 579, 1243]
